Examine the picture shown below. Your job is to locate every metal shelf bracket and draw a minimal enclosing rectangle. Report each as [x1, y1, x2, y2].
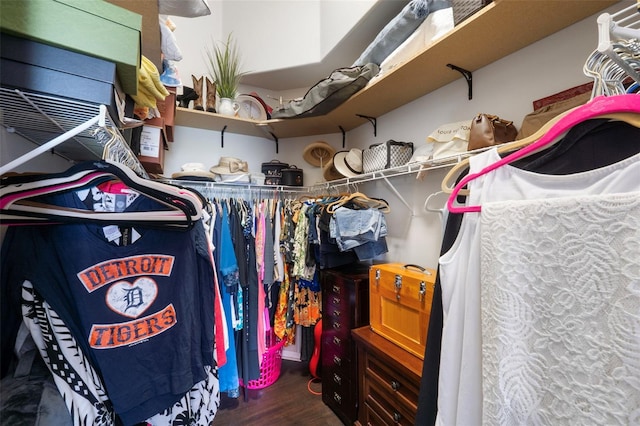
[447, 64, 473, 100]
[269, 132, 279, 154]
[220, 125, 227, 148]
[356, 114, 377, 137]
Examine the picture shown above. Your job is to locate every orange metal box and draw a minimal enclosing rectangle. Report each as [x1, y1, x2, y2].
[369, 263, 436, 359]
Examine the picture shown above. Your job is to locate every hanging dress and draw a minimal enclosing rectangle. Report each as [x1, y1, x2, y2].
[437, 148, 640, 426]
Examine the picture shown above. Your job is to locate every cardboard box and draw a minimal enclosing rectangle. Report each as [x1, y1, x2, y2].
[104, 0, 162, 70]
[157, 88, 176, 127]
[156, 87, 176, 142]
[137, 118, 167, 174]
[0, 0, 141, 95]
[369, 263, 436, 359]
[0, 34, 123, 124]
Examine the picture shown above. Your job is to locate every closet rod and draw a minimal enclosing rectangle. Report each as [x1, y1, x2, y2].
[309, 157, 474, 192]
[0, 104, 107, 175]
[163, 179, 308, 197]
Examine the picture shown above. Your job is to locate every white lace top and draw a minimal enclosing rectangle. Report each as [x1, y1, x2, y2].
[481, 192, 640, 425]
[437, 148, 640, 426]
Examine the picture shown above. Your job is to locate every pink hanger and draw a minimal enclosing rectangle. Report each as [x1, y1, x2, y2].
[447, 94, 640, 214]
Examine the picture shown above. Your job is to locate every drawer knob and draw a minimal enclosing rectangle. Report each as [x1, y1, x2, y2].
[333, 355, 342, 366]
[333, 336, 341, 345]
[332, 297, 341, 305]
[332, 285, 340, 294]
[333, 322, 341, 330]
[332, 308, 341, 316]
[393, 412, 402, 423]
[391, 380, 400, 391]
[333, 373, 342, 385]
[334, 392, 342, 404]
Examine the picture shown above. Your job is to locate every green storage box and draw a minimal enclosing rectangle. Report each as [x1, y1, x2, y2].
[0, 0, 141, 95]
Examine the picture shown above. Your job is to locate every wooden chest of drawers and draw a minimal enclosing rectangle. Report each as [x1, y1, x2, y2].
[352, 326, 423, 426]
[321, 266, 370, 425]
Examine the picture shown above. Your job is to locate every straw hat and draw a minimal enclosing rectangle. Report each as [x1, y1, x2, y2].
[209, 156, 249, 175]
[333, 148, 363, 178]
[303, 141, 336, 167]
[322, 157, 343, 182]
[171, 162, 216, 180]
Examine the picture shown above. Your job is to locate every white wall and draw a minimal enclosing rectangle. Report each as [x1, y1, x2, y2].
[0, 127, 72, 173]
[170, 0, 377, 94]
[164, 3, 623, 270]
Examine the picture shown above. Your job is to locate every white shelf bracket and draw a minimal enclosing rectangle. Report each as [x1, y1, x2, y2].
[0, 113, 101, 175]
[381, 175, 413, 215]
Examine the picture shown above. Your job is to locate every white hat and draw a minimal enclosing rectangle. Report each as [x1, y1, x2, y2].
[333, 148, 363, 178]
[171, 162, 216, 180]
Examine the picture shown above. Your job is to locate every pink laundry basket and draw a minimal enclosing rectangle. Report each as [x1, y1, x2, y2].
[240, 334, 286, 390]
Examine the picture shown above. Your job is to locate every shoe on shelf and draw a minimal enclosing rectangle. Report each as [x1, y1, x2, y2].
[177, 86, 198, 108]
[206, 77, 217, 113]
[192, 75, 204, 110]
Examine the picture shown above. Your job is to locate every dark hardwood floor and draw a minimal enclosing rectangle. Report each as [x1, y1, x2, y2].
[212, 360, 344, 426]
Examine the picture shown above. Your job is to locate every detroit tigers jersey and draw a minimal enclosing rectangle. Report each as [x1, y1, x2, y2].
[2, 186, 216, 424]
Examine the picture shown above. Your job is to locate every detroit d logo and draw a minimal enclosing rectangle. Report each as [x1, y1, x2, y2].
[106, 277, 158, 318]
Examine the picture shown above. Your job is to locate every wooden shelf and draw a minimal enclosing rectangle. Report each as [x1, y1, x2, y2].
[175, 107, 272, 139]
[175, 0, 619, 139]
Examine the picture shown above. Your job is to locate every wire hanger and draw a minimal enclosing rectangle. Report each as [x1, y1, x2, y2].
[446, 94, 640, 214]
[97, 126, 149, 179]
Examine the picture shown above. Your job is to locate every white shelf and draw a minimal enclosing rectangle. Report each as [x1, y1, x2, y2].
[0, 87, 146, 177]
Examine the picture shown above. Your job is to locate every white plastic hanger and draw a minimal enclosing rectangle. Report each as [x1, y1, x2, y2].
[595, 4, 640, 91]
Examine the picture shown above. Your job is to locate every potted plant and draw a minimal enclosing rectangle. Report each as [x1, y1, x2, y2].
[205, 33, 246, 116]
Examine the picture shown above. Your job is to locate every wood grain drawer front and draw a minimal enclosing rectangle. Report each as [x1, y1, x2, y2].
[329, 368, 349, 389]
[363, 401, 388, 426]
[325, 377, 354, 408]
[364, 379, 416, 426]
[321, 268, 370, 426]
[325, 301, 351, 336]
[326, 329, 347, 350]
[322, 373, 357, 424]
[365, 352, 419, 417]
[324, 332, 352, 364]
[328, 279, 350, 298]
